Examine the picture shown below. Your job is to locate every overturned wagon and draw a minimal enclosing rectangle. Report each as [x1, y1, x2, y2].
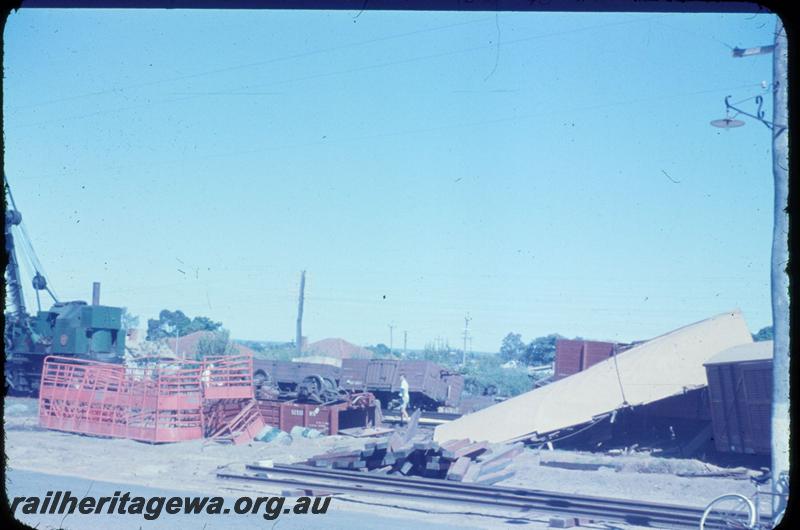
[251, 358, 464, 411]
[252, 359, 340, 392]
[340, 359, 463, 411]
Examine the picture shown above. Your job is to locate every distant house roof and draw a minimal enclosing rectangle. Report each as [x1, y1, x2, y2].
[164, 330, 259, 358]
[305, 338, 374, 359]
[705, 340, 773, 365]
[231, 342, 260, 357]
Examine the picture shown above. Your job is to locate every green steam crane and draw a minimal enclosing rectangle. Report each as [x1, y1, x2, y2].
[4, 178, 126, 395]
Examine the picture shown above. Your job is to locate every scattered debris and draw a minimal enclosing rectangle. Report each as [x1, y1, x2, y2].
[289, 426, 323, 439]
[302, 432, 522, 485]
[338, 426, 395, 438]
[208, 400, 266, 445]
[549, 516, 579, 528]
[254, 426, 292, 444]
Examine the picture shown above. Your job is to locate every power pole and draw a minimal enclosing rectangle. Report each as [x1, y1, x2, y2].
[403, 330, 408, 355]
[462, 314, 472, 366]
[388, 323, 395, 353]
[730, 20, 788, 517]
[769, 19, 789, 517]
[295, 270, 306, 356]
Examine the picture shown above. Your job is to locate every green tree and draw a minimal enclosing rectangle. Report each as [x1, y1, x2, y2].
[522, 334, 561, 366]
[146, 309, 222, 340]
[499, 333, 525, 362]
[752, 326, 774, 342]
[463, 355, 531, 397]
[366, 343, 394, 358]
[196, 329, 238, 359]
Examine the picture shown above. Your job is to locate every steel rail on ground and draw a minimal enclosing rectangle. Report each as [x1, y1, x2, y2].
[381, 410, 462, 422]
[217, 463, 761, 529]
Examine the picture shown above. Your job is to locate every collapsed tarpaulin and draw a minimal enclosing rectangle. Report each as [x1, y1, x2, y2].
[434, 310, 753, 444]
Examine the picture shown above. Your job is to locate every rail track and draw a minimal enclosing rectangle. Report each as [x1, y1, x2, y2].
[380, 409, 462, 426]
[218, 463, 759, 529]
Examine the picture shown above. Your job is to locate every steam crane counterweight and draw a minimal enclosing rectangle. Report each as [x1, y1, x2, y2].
[4, 178, 126, 395]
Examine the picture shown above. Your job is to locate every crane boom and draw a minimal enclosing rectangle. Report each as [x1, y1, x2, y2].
[4, 184, 26, 317]
[4, 177, 126, 395]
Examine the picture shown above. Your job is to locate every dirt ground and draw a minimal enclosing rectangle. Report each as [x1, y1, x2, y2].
[4, 397, 761, 528]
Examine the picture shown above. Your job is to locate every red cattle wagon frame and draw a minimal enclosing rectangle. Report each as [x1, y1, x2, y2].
[38, 354, 258, 443]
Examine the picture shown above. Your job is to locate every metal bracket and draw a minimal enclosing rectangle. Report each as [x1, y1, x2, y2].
[724, 94, 787, 136]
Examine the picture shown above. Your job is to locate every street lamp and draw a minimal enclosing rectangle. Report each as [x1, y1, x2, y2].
[710, 94, 783, 132]
[711, 20, 788, 522]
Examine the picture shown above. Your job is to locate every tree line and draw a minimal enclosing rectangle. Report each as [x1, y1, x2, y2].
[499, 332, 561, 366]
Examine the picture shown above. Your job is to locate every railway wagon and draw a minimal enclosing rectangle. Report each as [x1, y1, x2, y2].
[257, 392, 377, 435]
[704, 341, 772, 455]
[253, 358, 464, 411]
[252, 359, 340, 391]
[340, 358, 463, 410]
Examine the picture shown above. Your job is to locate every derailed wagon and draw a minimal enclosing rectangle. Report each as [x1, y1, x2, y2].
[340, 359, 463, 411]
[252, 358, 464, 412]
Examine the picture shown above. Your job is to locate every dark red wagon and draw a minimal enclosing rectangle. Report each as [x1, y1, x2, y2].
[704, 341, 773, 455]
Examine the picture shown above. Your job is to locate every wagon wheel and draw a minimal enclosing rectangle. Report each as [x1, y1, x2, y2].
[253, 369, 272, 388]
[318, 376, 343, 399]
[297, 374, 325, 403]
[301, 374, 325, 394]
[321, 376, 337, 392]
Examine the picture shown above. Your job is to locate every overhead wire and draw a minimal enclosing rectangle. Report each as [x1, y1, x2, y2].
[13, 14, 668, 130]
[5, 17, 771, 331]
[208, 14, 668, 97]
[9, 15, 497, 112]
[651, 17, 736, 51]
[90, 80, 761, 172]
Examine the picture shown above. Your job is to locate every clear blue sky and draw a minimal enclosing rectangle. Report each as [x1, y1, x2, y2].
[4, 8, 777, 351]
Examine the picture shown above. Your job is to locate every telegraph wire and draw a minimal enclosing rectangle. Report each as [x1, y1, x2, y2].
[110, 80, 761, 171]
[9, 16, 496, 112]
[212, 14, 666, 96]
[15, 79, 761, 179]
[12, 14, 667, 130]
[651, 17, 736, 51]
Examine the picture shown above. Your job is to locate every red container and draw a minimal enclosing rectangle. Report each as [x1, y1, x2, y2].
[256, 392, 376, 435]
[554, 339, 584, 379]
[582, 341, 616, 369]
[554, 339, 617, 380]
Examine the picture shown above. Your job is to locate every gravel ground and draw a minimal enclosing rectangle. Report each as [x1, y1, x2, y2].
[4, 397, 763, 528]
[505, 449, 756, 508]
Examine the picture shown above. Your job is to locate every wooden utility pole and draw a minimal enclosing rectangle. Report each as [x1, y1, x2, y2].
[296, 270, 306, 356]
[462, 314, 472, 366]
[769, 19, 789, 516]
[403, 330, 408, 355]
[726, 23, 788, 514]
